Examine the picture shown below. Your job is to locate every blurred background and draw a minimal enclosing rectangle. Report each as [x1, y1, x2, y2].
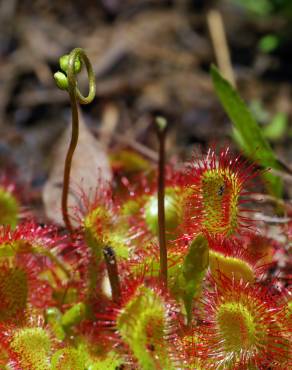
[1, 0, 292, 198]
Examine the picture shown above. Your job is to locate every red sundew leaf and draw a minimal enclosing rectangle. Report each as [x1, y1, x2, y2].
[0, 222, 79, 309]
[93, 276, 182, 370]
[0, 263, 28, 322]
[197, 276, 291, 369]
[207, 235, 273, 283]
[242, 232, 278, 266]
[0, 317, 56, 370]
[180, 147, 259, 241]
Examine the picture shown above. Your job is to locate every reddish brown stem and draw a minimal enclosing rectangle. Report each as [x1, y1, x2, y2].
[103, 246, 122, 305]
[62, 95, 79, 232]
[156, 117, 168, 288]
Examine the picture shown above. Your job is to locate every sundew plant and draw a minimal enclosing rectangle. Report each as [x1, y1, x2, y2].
[0, 48, 290, 370]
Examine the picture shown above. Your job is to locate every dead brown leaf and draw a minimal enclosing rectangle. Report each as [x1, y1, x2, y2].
[43, 111, 112, 226]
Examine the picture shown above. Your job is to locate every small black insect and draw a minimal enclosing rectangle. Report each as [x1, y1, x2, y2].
[218, 185, 225, 196]
[148, 343, 155, 352]
[103, 246, 115, 258]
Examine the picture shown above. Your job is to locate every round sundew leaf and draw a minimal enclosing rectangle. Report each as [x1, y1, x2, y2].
[86, 352, 123, 370]
[145, 188, 182, 239]
[84, 206, 112, 253]
[0, 266, 28, 321]
[116, 285, 174, 370]
[209, 250, 255, 283]
[183, 148, 258, 239]
[199, 278, 289, 368]
[0, 187, 19, 229]
[10, 327, 51, 370]
[84, 206, 129, 260]
[107, 231, 129, 259]
[110, 149, 151, 173]
[0, 243, 15, 257]
[179, 334, 205, 369]
[51, 348, 87, 370]
[83, 206, 110, 272]
[121, 198, 142, 216]
[201, 168, 239, 236]
[0, 342, 9, 365]
[84, 207, 112, 240]
[217, 302, 258, 352]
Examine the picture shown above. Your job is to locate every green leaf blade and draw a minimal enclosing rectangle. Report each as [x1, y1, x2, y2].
[211, 65, 278, 167]
[211, 65, 283, 197]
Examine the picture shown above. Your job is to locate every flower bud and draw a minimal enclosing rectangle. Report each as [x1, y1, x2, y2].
[54, 71, 68, 90]
[59, 54, 82, 73]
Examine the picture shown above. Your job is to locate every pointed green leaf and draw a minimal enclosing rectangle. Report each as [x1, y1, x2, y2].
[211, 65, 283, 197]
[182, 234, 209, 324]
[263, 112, 287, 140]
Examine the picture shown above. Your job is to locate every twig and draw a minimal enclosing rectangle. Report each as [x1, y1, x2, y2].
[207, 9, 236, 87]
[114, 133, 158, 162]
[249, 193, 286, 209]
[99, 102, 120, 148]
[270, 168, 292, 184]
[253, 213, 290, 224]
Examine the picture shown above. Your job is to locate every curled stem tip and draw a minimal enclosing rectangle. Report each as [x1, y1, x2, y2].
[55, 48, 96, 232]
